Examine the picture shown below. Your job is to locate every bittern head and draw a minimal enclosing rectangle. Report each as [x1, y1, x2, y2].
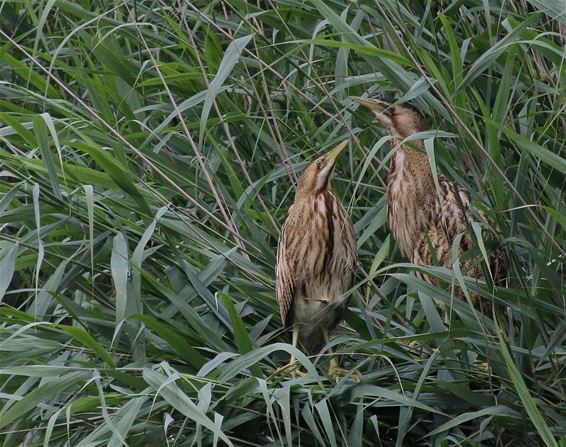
[297, 140, 348, 196]
[351, 97, 427, 140]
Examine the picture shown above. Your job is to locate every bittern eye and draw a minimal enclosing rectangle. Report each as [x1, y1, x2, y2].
[315, 159, 324, 169]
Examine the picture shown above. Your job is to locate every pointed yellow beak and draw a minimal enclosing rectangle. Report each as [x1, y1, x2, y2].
[350, 96, 392, 114]
[325, 140, 348, 164]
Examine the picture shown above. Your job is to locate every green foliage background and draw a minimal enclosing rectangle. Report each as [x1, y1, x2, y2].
[0, 0, 564, 445]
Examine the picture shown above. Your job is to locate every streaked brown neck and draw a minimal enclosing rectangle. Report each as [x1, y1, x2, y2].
[387, 138, 434, 257]
[296, 186, 332, 203]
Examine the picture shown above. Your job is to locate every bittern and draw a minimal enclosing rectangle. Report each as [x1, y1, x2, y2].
[276, 140, 357, 377]
[351, 97, 507, 315]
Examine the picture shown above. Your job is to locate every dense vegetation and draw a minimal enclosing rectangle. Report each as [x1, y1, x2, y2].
[0, 1, 564, 445]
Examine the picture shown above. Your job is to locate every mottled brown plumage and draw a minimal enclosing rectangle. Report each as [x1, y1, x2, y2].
[276, 141, 357, 359]
[352, 97, 507, 314]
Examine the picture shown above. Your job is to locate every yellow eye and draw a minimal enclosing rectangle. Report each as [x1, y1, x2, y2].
[315, 159, 324, 169]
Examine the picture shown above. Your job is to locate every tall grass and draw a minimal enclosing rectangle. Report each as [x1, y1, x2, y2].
[0, 0, 564, 445]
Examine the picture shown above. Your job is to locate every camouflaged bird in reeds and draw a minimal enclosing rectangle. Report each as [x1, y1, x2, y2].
[352, 97, 507, 315]
[276, 141, 357, 354]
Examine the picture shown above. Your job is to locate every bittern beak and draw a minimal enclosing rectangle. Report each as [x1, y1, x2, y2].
[350, 96, 394, 127]
[324, 140, 348, 165]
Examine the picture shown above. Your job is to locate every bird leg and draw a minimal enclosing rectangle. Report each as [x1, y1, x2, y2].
[290, 325, 307, 377]
[274, 325, 306, 377]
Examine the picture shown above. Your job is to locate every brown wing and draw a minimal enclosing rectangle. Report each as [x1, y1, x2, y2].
[437, 177, 508, 282]
[275, 207, 297, 328]
[413, 226, 493, 313]
[412, 225, 451, 272]
[411, 177, 472, 274]
[435, 176, 475, 244]
[335, 199, 358, 279]
[421, 177, 507, 311]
